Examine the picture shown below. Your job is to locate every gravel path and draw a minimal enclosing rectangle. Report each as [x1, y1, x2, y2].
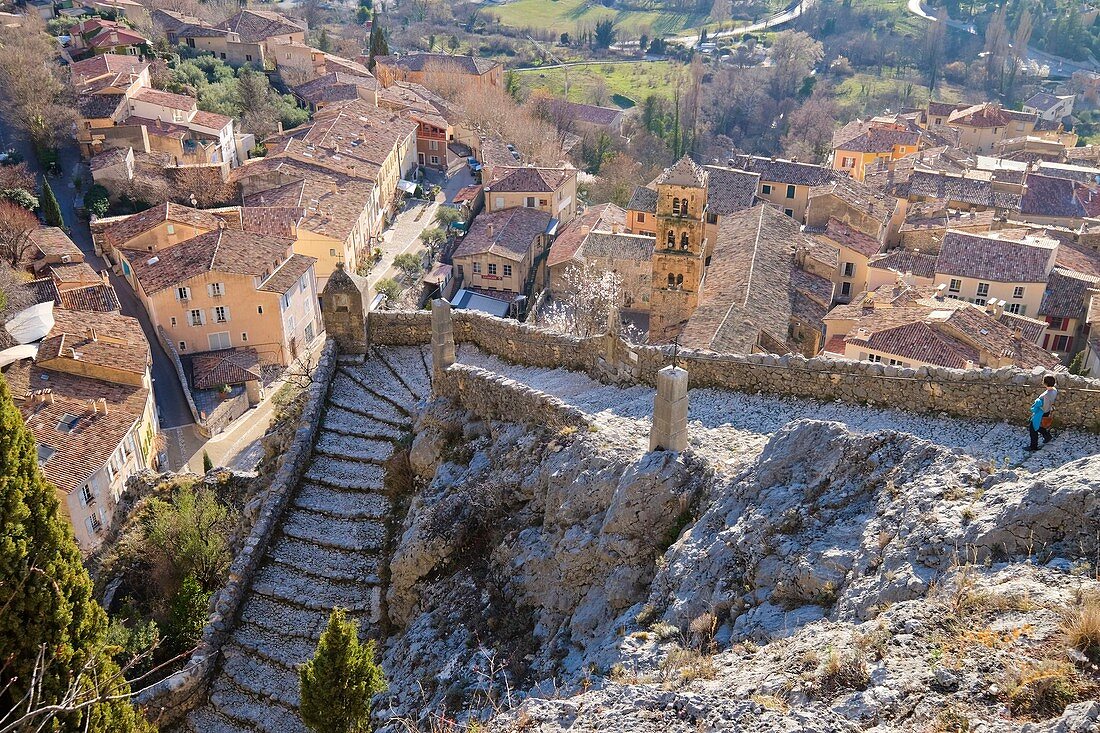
[180, 347, 430, 733]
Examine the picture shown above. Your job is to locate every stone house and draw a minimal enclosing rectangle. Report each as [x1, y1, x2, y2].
[944, 103, 1039, 155]
[125, 87, 238, 166]
[932, 231, 1058, 317]
[376, 82, 479, 172]
[809, 218, 883, 303]
[117, 228, 321, 365]
[483, 166, 579, 224]
[0, 308, 159, 552]
[372, 53, 503, 93]
[1037, 267, 1100, 358]
[451, 207, 554, 299]
[806, 176, 904, 245]
[71, 53, 150, 157]
[1022, 92, 1075, 123]
[68, 18, 149, 57]
[831, 117, 922, 182]
[727, 154, 841, 222]
[292, 72, 378, 112]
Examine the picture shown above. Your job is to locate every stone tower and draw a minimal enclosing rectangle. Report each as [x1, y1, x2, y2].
[321, 262, 369, 354]
[648, 156, 709, 344]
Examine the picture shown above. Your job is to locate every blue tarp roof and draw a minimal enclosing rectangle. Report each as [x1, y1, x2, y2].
[451, 289, 510, 318]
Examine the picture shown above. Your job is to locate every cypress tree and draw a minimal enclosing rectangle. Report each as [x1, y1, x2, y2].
[0, 378, 151, 732]
[41, 178, 64, 228]
[367, 12, 388, 71]
[299, 608, 386, 733]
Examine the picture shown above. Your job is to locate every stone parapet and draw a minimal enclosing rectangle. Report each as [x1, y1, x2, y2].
[435, 363, 590, 433]
[137, 339, 339, 726]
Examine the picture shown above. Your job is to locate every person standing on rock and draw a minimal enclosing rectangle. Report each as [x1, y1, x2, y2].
[1026, 375, 1058, 451]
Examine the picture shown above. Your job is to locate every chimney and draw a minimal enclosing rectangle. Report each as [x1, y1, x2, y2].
[487, 223, 494, 237]
[97, 398, 108, 415]
[611, 223, 622, 234]
[1012, 327, 1023, 341]
[90, 399, 99, 415]
[44, 389, 53, 405]
[86, 327, 98, 342]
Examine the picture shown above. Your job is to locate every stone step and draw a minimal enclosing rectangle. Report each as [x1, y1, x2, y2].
[327, 374, 408, 422]
[251, 562, 378, 612]
[340, 365, 416, 412]
[267, 534, 380, 582]
[221, 643, 302, 710]
[293, 483, 389, 520]
[185, 704, 262, 733]
[376, 345, 432, 400]
[238, 594, 361, 640]
[280, 509, 387, 552]
[231, 621, 318, 671]
[314, 432, 395, 464]
[321, 408, 404, 440]
[304, 457, 385, 491]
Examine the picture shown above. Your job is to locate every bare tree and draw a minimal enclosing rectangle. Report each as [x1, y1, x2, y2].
[0, 21, 75, 151]
[168, 167, 238, 209]
[768, 30, 824, 99]
[781, 94, 839, 163]
[539, 262, 625, 338]
[1007, 8, 1034, 97]
[922, 9, 947, 93]
[0, 201, 38, 269]
[984, 5, 1009, 93]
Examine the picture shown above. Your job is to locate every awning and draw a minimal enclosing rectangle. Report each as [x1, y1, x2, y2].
[397, 179, 418, 194]
[4, 302, 55, 345]
[0, 343, 38, 369]
[451, 288, 510, 318]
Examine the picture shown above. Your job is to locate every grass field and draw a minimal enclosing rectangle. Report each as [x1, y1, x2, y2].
[516, 61, 687, 106]
[834, 72, 968, 115]
[488, 0, 710, 37]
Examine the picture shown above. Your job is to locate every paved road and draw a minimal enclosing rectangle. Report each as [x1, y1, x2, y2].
[0, 123, 195, 431]
[907, 0, 1100, 76]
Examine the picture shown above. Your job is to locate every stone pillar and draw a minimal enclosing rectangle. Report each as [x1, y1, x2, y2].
[650, 365, 689, 452]
[431, 298, 456, 387]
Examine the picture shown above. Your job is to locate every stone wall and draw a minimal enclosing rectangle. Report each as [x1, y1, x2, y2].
[157, 325, 203, 428]
[137, 339, 339, 726]
[370, 309, 1100, 430]
[435, 363, 591, 433]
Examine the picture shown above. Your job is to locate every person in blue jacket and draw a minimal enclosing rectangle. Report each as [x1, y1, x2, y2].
[1026, 375, 1057, 451]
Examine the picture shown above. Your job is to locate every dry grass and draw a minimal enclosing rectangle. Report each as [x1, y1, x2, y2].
[813, 647, 870, 698]
[929, 704, 972, 732]
[650, 622, 680, 642]
[659, 646, 717, 683]
[1062, 594, 1100, 663]
[1003, 660, 1080, 719]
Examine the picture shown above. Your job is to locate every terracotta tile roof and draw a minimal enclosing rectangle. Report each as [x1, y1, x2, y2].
[257, 253, 315, 293]
[1039, 267, 1100, 320]
[323, 54, 373, 77]
[88, 26, 147, 48]
[453, 207, 551, 261]
[816, 217, 882, 257]
[850, 319, 977, 368]
[680, 205, 825, 353]
[580, 231, 654, 261]
[26, 278, 59, 305]
[1034, 162, 1100, 184]
[867, 249, 937, 278]
[927, 100, 968, 118]
[89, 146, 130, 171]
[948, 103, 1036, 129]
[191, 347, 261, 389]
[131, 86, 196, 112]
[901, 209, 994, 234]
[216, 8, 304, 42]
[120, 115, 190, 140]
[125, 229, 294, 294]
[703, 165, 759, 215]
[728, 154, 840, 187]
[1025, 92, 1063, 112]
[49, 262, 101, 285]
[29, 227, 83, 260]
[656, 155, 707, 188]
[97, 201, 226, 249]
[1053, 238, 1100, 278]
[832, 121, 920, 153]
[547, 203, 625, 268]
[242, 179, 306, 207]
[241, 206, 303, 237]
[998, 311, 1047, 343]
[70, 53, 148, 94]
[35, 308, 148, 376]
[545, 99, 623, 127]
[907, 170, 1006, 208]
[626, 185, 657, 214]
[58, 283, 121, 313]
[191, 109, 233, 130]
[486, 166, 575, 193]
[935, 231, 1055, 283]
[1019, 174, 1087, 219]
[810, 177, 897, 229]
[374, 53, 500, 76]
[293, 71, 377, 105]
[78, 93, 126, 120]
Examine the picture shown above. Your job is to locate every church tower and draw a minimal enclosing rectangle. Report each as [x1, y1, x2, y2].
[648, 156, 709, 344]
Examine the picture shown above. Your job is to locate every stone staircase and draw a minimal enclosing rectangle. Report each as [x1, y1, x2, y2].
[180, 346, 432, 733]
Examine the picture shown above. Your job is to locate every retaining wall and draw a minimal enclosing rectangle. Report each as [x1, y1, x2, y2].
[369, 309, 1100, 429]
[138, 339, 339, 726]
[435, 363, 591, 433]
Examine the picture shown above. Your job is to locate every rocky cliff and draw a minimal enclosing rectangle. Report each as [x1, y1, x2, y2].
[380, 396, 1100, 732]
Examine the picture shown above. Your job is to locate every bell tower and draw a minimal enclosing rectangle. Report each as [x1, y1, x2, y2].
[648, 156, 709, 344]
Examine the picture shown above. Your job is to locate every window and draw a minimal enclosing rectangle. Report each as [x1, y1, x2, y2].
[1047, 316, 1069, 331]
[472, 262, 481, 274]
[305, 322, 314, 342]
[170, 317, 177, 326]
[85, 514, 103, 536]
[503, 264, 512, 277]
[841, 281, 852, 296]
[667, 273, 675, 288]
[976, 282, 990, 299]
[330, 248, 337, 257]
[176, 286, 191, 301]
[842, 157, 856, 168]
[672, 197, 682, 216]
[949, 279, 962, 293]
[257, 305, 263, 314]
[166, 224, 175, 235]
[666, 230, 675, 247]
[488, 263, 497, 275]
[637, 213, 645, 222]
[431, 155, 439, 165]
[680, 233, 689, 250]
[1050, 334, 1072, 352]
[457, 264, 464, 278]
[246, 54, 252, 61]
[179, 341, 186, 351]
[706, 212, 718, 224]
[784, 209, 794, 218]
[220, 52, 226, 60]
[888, 358, 905, 366]
[80, 485, 95, 507]
[842, 262, 855, 277]
[1013, 286, 1025, 299]
[208, 332, 231, 350]
[1006, 303, 1025, 315]
[539, 198, 548, 206]
[866, 353, 882, 363]
[525, 197, 536, 208]
[57, 413, 81, 434]
[241, 332, 248, 341]
[786, 184, 796, 199]
[281, 293, 291, 310]
[761, 184, 772, 195]
[208, 282, 225, 297]
[494, 196, 504, 209]
[300, 275, 308, 293]
[188, 309, 204, 326]
[37, 444, 55, 465]
[213, 306, 229, 323]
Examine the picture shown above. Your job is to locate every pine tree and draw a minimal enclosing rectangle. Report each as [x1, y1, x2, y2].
[0, 378, 151, 732]
[40, 178, 64, 228]
[300, 608, 386, 733]
[203, 450, 214, 473]
[367, 12, 389, 71]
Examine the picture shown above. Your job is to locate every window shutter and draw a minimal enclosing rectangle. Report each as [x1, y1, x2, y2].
[207, 283, 214, 297]
[78, 487, 87, 508]
[200, 310, 207, 326]
[223, 307, 231, 322]
[85, 517, 95, 535]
